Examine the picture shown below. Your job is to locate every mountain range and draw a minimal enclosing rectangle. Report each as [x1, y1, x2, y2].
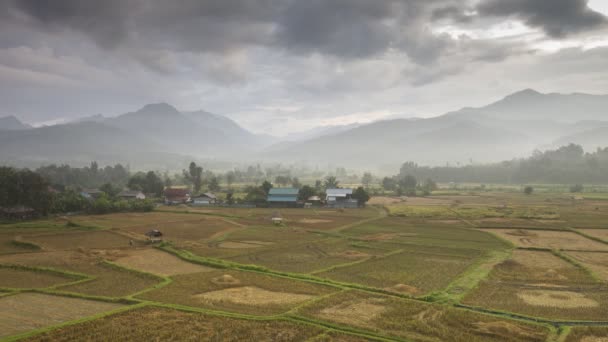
[1, 89, 607, 170]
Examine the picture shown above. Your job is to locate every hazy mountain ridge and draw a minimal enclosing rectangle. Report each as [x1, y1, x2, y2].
[2, 89, 608, 169]
[0, 115, 32, 130]
[264, 89, 608, 166]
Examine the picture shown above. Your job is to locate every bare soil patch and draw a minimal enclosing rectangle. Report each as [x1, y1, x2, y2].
[298, 219, 333, 224]
[517, 290, 599, 308]
[511, 250, 571, 269]
[581, 338, 608, 342]
[211, 274, 240, 285]
[25, 231, 131, 251]
[481, 229, 608, 251]
[317, 298, 387, 326]
[368, 197, 404, 205]
[0, 293, 123, 338]
[194, 286, 312, 305]
[111, 248, 212, 276]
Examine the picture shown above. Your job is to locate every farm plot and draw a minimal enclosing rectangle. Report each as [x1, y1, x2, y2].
[24, 306, 326, 342]
[565, 327, 608, 342]
[68, 212, 201, 229]
[0, 251, 161, 297]
[24, 230, 132, 251]
[560, 205, 608, 228]
[578, 229, 608, 242]
[118, 216, 236, 243]
[297, 290, 549, 342]
[138, 269, 336, 315]
[0, 233, 41, 254]
[342, 217, 509, 251]
[462, 250, 608, 320]
[0, 293, 124, 339]
[227, 237, 387, 274]
[110, 248, 213, 276]
[229, 207, 379, 230]
[317, 246, 480, 295]
[481, 229, 608, 251]
[566, 251, 608, 282]
[0, 265, 77, 289]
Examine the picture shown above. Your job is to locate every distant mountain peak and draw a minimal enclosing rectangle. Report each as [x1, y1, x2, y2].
[136, 103, 180, 116]
[0, 115, 31, 130]
[506, 88, 542, 98]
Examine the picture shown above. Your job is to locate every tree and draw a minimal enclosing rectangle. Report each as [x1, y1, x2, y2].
[324, 176, 339, 189]
[398, 175, 417, 196]
[184, 162, 203, 193]
[570, 184, 584, 193]
[261, 180, 273, 195]
[361, 172, 373, 188]
[274, 175, 291, 187]
[226, 171, 235, 188]
[226, 191, 235, 205]
[128, 171, 164, 196]
[523, 186, 534, 195]
[100, 183, 119, 198]
[0, 167, 53, 215]
[208, 176, 221, 192]
[314, 180, 323, 192]
[382, 177, 397, 191]
[352, 187, 370, 206]
[291, 177, 302, 189]
[421, 178, 438, 196]
[244, 186, 267, 205]
[298, 185, 316, 201]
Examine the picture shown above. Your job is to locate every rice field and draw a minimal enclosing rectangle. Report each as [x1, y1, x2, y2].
[2, 193, 608, 340]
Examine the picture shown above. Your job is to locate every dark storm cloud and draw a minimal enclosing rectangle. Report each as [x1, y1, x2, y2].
[477, 0, 608, 38]
[5, 0, 130, 48]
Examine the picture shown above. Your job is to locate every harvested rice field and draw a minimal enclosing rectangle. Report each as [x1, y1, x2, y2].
[0, 293, 124, 338]
[578, 229, 608, 242]
[110, 248, 213, 276]
[23, 306, 332, 342]
[481, 229, 608, 251]
[138, 269, 336, 315]
[463, 250, 608, 320]
[297, 290, 550, 342]
[0, 265, 77, 289]
[4, 193, 608, 340]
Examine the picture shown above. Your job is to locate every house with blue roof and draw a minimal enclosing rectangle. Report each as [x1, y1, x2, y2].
[326, 188, 358, 208]
[267, 188, 300, 207]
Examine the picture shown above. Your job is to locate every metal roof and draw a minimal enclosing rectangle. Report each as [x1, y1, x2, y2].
[267, 195, 298, 202]
[268, 188, 299, 195]
[326, 188, 352, 196]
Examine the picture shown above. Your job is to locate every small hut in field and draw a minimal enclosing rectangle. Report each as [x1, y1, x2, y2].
[271, 211, 283, 225]
[145, 229, 163, 242]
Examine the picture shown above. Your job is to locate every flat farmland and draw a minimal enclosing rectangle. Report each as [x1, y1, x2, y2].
[4, 194, 608, 340]
[578, 229, 608, 242]
[24, 306, 330, 342]
[138, 269, 336, 315]
[110, 248, 213, 276]
[0, 265, 77, 289]
[566, 251, 608, 282]
[0, 293, 124, 338]
[480, 229, 608, 251]
[0, 251, 162, 297]
[462, 250, 608, 320]
[565, 327, 608, 342]
[297, 290, 550, 342]
[317, 246, 480, 295]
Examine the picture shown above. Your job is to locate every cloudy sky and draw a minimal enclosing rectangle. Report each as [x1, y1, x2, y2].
[1, 0, 607, 135]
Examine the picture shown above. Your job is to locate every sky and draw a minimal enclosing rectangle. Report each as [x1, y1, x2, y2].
[1, 0, 607, 136]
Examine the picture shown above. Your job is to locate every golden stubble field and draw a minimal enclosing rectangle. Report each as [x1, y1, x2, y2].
[1, 192, 608, 341]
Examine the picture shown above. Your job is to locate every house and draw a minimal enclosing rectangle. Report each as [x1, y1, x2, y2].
[80, 189, 104, 200]
[0, 206, 36, 220]
[192, 193, 217, 206]
[326, 188, 358, 208]
[267, 188, 299, 207]
[164, 188, 191, 205]
[118, 190, 146, 200]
